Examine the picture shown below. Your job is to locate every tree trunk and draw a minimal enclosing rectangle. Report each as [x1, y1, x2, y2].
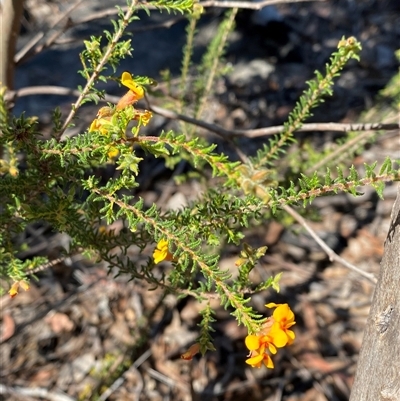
[0, 0, 24, 90]
[349, 184, 400, 401]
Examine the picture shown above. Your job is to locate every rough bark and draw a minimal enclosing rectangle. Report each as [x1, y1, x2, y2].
[349, 184, 400, 401]
[0, 0, 24, 90]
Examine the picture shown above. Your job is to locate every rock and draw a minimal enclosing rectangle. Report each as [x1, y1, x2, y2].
[229, 59, 275, 88]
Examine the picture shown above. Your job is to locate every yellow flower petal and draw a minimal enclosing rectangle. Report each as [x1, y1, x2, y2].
[245, 335, 261, 351]
[107, 146, 119, 159]
[263, 354, 274, 369]
[269, 324, 288, 348]
[89, 119, 99, 132]
[273, 304, 295, 323]
[153, 249, 166, 264]
[9, 282, 19, 298]
[136, 110, 152, 126]
[8, 280, 29, 298]
[153, 239, 173, 264]
[287, 329, 295, 341]
[245, 353, 263, 367]
[89, 118, 111, 134]
[121, 72, 144, 98]
[267, 342, 277, 355]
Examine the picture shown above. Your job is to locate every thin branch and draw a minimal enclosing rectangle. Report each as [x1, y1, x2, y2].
[9, 85, 81, 98]
[8, 86, 399, 138]
[74, 0, 324, 21]
[74, 6, 129, 25]
[0, 384, 75, 401]
[26, 255, 78, 275]
[63, 0, 319, 34]
[282, 204, 377, 284]
[53, 17, 182, 49]
[15, 0, 84, 65]
[232, 122, 400, 137]
[97, 350, 151, 401]
[33, 20, 73, 58]
[146, 367, 190, 392]
[16, 4, 185, 66]
[199, 0, 325, 8]
[58, 1, 139, 139]
[75, 11, 185, 33]
[149, 104, 399, 138]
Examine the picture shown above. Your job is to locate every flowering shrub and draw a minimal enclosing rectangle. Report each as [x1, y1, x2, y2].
[1, 0, 398, 373]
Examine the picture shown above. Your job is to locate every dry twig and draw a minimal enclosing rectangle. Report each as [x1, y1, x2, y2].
[0, 384, 75, 401]
[8, 86, 399, 139]
[199, 0, 325, 9]
[15, 0, 84, 65]
[149, 104, 399, 138]
[97, 350, 150, 401]
[282, 204, 378, 283]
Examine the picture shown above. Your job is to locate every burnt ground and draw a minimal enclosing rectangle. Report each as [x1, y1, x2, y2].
[1, 0, 400, 400]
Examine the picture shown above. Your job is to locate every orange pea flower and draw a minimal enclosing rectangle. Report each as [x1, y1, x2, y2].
[153, 239, 174, 264]
[116, 72, 145, 109]
[244, 303, 296, 369]
[245, 333, 276, 368]
[131, 109, 153, 127]
[181, 343, 201, 360]
[89, 72, 152, 135]
[266, 303, 296, 347]
[9, 280, 30, 298]
[245, 344, 274, 369]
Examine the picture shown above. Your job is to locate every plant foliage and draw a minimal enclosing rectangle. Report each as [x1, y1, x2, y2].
[1, 0, 399, 353]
